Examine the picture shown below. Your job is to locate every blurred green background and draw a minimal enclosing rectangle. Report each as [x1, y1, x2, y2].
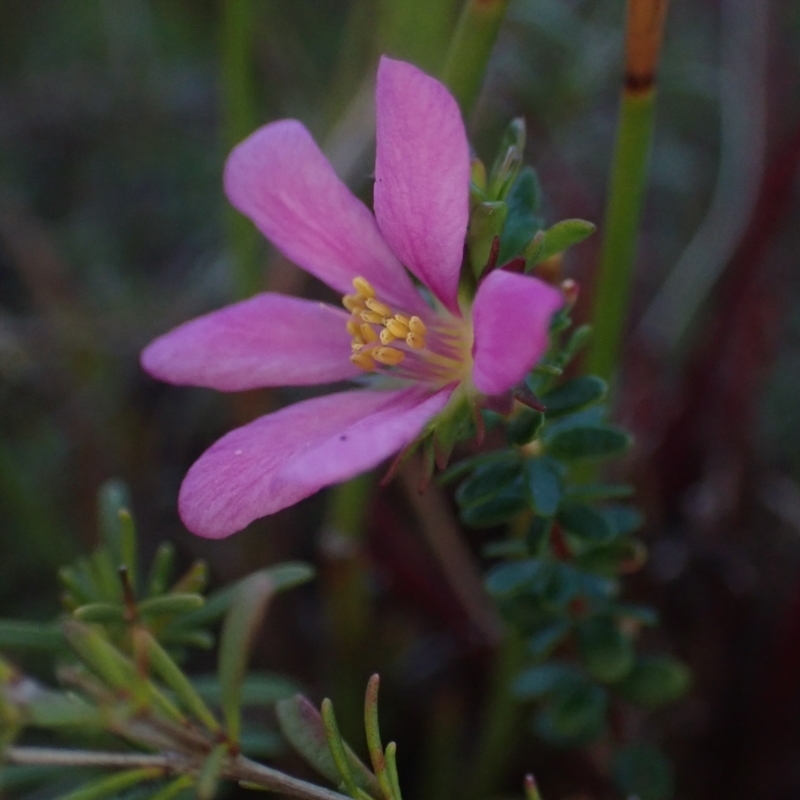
[1, 1, 800, 798]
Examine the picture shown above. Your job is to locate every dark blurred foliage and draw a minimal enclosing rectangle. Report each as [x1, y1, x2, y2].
[1, 1, 800, 798]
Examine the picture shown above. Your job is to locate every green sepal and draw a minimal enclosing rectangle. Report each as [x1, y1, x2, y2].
[488, 117, 526, 200]
[467, 201, 507, 278]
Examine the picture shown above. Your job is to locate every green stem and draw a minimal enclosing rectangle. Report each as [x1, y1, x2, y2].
[320, 473, 375, 745]
[465, 630, 525, 800]
[586, 0, 669, 380]
[440, 0, 512, 119]
[585, 90, 657, 380]
[220, 0, 261, 298]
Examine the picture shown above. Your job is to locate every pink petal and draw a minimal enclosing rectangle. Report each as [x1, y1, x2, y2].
[471, 271, 563, 396]
[374, 57, 470, 314]
[224, 119, 423, 312]
[179, 386, 454, 538]
[141, 294, 359, 390]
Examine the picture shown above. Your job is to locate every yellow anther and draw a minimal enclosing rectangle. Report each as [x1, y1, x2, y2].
[360, 310, 384, 324]
[346, 319, 361, 337]
[380, 328, 396, 345]
[352, 277, 376, 298]
[385, 317, 410, 338]
[342, 294, 365, 313]
[394, 313, 410, 326]
[360, 323, 378, 343]
[372, 347, 405, 366]
[406, 332, 426, 350]
[350, 351, 376, 371]
[352, 341, 364, 352]
[408, 316, 427, 335]
[365, 297, 392, 317]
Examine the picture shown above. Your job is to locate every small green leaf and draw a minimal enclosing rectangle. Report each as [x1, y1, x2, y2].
[193, 671, 301, 707]
[488, 117, 526, 200]
[321, 698, 360, 798]
[137, 593, 205, 618]
[0, 620, 63, 650]
[57, 768, 162, 800]
[512, 662, 584, 699]
[72, 603, 126, 624]
[455, 460, 524, 509]
[527, 619, 572, 659]
[599, 505, 644, 536]
[534, 683, 607, 744]
[27, 690, 101, 728]
[613, 745, 674, 800]
[438, 451, 521, 486]
[542, 376, 607, 418]
[557, 503, 615, 546]
[147, 543, 176, 597]
[197, 743, 227, 800]
[218, 573, 275, 744]
[530, 219, 596, 265]
[612, 603, 659, 626]
[118, 509, 138, 592]
[506, 409, 544, 446]
[139, 629, 220, 732]
[577, 617, 635, 683]
[544, 424, 633, 461]
[525, 458, 563, 517]
[276, 695, 379, 797]
[486, 561, 542, 598]
[498, 167, 544, 263]
[618, 656, 691, 709]
[97, 480, 132, 566]
[459, 490, 529, 528]
[365, 675, 395, 800]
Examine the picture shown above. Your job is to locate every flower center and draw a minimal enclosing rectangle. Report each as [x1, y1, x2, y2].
[342, 277, 472, 387]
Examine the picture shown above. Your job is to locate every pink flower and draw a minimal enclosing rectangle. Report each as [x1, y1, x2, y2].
[141, 57, 563, 539]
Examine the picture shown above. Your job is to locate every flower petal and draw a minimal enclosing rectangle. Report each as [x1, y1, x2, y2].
[471, 271, 563, 396]
[374, 57, 470, 314]
[224, 119, 423, 311]
[179, 386, 454, 538]
[141, 294, 359, 390]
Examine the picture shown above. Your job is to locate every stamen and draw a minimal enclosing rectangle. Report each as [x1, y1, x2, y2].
[360, 323, 378, 343]
[385, 317, 410, 338]
[406, 332, 426, 350]
[346, 319, 361, 337]
[350, 351, 376, 371]
[342, 294, 364, 312]
[360, 310, 384, 324]
[394, 313, 410, 326]
[408, 316, 427, 335]
[353, 277, 376, 298]
[380, 328, 396, 345]
[372, 347, 405, 366]
[365, 298, 392, 318]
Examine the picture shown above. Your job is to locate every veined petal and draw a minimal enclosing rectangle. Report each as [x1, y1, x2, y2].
[179, 386, 454, 538]
[471, 271, 563, 396]
[141, 294, 358, 390]
[224, 119, 423, 312]
[374, 57, 470, 315]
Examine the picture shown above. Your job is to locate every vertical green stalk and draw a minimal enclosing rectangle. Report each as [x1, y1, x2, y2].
[440, 0, 512, 118]
[320, 473, 375, 746]
[220, 0, 261, 298]
[586, 0, 669, 380]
